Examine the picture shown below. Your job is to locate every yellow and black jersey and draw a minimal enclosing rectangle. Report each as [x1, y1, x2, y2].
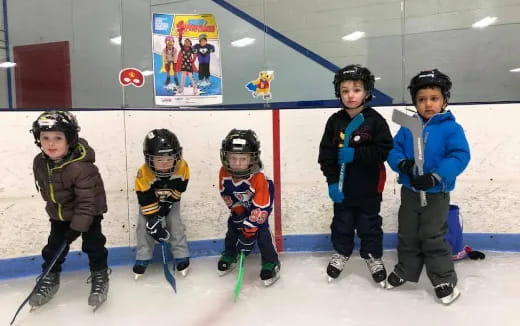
[134, 159, 189, 217]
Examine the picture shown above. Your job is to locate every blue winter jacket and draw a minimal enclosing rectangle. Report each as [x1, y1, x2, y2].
[387, 111, 470, 193]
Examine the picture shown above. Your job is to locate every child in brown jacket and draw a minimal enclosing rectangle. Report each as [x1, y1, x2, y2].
[30, 110, 109, 309]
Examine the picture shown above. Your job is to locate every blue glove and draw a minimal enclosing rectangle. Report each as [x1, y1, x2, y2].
[328, 183, 344, 203]
[338, 146, 355, 164]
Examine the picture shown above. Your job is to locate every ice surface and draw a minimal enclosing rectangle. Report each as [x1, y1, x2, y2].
[2, 251, 518, 326]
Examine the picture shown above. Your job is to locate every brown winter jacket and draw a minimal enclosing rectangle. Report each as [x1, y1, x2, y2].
[33, 138, 107, 232]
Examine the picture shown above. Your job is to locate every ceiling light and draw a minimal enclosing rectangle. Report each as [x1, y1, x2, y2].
[342, 31, 365, 41]
[375, 77, 382, 80]
[472, 16, 497, 28]
[110, 36, 122, 45]
[142, 70, 154, 76]
[510, 67, 520, 72]
[0, 61, 16, 68]
[231, 37, 255, 47]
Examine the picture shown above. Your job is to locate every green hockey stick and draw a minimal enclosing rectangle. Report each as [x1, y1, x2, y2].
[233, 252, 245, 302]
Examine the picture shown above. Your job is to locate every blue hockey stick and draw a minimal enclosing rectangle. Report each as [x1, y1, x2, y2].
[338, 113, 365, 190]
[161, 241, 176, 293]
[10, 240, 68, 325]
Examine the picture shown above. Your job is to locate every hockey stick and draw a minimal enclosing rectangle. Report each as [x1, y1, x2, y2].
[10, 240, 68, 325]
[161, 241, 177, 293]
[338, 113, 365, 190]
[392, 109, 427, 206]
[233, 252, 245, 302]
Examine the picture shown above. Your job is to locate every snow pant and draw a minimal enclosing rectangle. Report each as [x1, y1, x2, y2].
[393, 187, 457, 286]
[42, 216, 108, 273]
[223, 217, 279, 266]
[330, 200, 383, 259]
[198, 63, 210, 80]
[135, 202, 189, 261]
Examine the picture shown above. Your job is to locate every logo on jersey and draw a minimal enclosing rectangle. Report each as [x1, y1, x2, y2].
[233, 190, 253, 205]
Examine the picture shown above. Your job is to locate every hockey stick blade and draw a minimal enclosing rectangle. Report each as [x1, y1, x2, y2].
[161, 241, 176, 293]
[10, 241, 68, 325]
[338, 113, 365, 190]
[233, 252, 245, 302]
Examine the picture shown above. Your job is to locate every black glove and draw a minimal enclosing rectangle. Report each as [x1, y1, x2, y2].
[146, 215, 170, 242]
[398, 159, 415, 176]
[64, 228, 81, 244]
[236, 233, 256, 254]
[230, 212, 246, 231]
[410, 173, 439, 190]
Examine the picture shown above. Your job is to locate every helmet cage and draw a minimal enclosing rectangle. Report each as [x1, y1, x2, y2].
[145, 150, 182, 178]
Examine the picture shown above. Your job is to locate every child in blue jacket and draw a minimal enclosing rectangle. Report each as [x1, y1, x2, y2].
[386, 69, 470, 305]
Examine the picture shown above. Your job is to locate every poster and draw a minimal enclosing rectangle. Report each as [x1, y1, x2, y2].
[152, 13, 223, 106]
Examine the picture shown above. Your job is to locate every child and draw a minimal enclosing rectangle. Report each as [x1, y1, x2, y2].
[318, 65, 393, 286]
[386, 69, 470, 305]
[161, 35, 179, 86]
[192, 33, 215, 87]
[217, 129, 280, 287]
[29, 110, 109, 308]
[133, 129, 191, 278]
[175, 31, 198, 95]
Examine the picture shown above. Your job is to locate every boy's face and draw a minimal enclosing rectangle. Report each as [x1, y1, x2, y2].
[152, 156, 176, 172]
[340, 80, 367, 110]
[227, 153, 251, 171]
[40, 131, 68, 160]
[415, 87, 445, 120]
[200, 38, 207, 46]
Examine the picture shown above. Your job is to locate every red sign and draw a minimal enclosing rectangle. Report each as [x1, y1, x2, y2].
[119, 68, 144, 87]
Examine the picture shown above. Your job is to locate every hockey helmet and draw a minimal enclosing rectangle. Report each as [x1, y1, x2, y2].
[31, 110, 80, 149]
[333, 64, 375, 101]
[220, 129, 262, 179]
[143, 129, 182, 178]
[408, 69, 452, 104]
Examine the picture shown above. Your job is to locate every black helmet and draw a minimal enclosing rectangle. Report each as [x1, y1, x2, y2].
[220, 129, 261, 179]
[408, 69, 452, 104]
[333, 64, 375, 101]
[143, 129, 182, 178]
[31, 110, 80, 149]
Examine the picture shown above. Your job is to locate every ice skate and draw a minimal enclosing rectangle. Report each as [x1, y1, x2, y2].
[260, 262, 280, 287]
[217, 253, 237, 276]
[326, 253, 349, 282]
[88, 268, 110, 311]
[365, 254, 387, 287]
[29, 272, 60, 307]
[133, 260, 150, 280]
[176, 258, 190, 278]
[386, 271, 406, 289]
[434, 283, 460, 305]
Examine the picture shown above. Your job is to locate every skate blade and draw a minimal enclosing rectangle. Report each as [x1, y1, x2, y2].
[92, 302, 104, 312]
[134, 273, 144, 280]
[178, 266, 190, 278]
[327, 276, 336, 283]
[440, 288, 461, 305]
[218, 264, 237, 277]
[263, 275, 280, 287]
[377, 280, 387, 288]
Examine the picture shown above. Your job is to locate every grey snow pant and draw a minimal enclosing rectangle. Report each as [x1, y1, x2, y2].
[135, 202, 189, 261]
[393, 187, 457, 286]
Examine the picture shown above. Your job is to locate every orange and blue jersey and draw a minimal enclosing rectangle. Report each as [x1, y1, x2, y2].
[219, 167, 274, 232]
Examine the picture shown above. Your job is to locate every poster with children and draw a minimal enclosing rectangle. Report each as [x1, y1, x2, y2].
[152, 13, 223, 106]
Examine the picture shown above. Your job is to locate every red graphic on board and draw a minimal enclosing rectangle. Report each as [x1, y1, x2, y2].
[119, 68, 144, 87]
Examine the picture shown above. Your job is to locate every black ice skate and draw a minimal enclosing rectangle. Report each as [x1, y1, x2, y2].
[217, 253, 237, 276]
[176, 258, 190, 278]
[386, 271, 406, 289]
[326, 253, 349, 282]
[87, 268, 110, 311]
[365, 254, 387, 287]
[260, 262, 280, 287]
[133, 260, 150, 280]
[29, 272, 60, 308]
[434, 283, 460, 305]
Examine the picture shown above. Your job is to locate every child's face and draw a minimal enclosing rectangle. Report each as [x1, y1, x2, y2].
[228, 153, 251, 171]
[40, 131, 68, 160]
[184, 39, 192, 48]
[415, 87, 445, 120]
[200, 38, 207, 46]
[152, 156, 176, 172]
[339, 80, 367, 109]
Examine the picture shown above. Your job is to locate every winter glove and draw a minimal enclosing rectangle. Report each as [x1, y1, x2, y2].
[398, 159, 415, 176]
[64, 228, 81, 244]
[410, 173, 439, 191]
[230, 211, 246, 231]
[146, 215, 170, 242]
[338, 146, 355, 164]
[236, 221, 257, 254]
[464, 245, 486, 260]
[328, 183, 344, 203]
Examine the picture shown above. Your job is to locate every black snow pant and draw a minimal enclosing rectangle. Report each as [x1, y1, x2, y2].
[42, 216, 108, 273]
[223, 217, 279, 266]
[393, 187, 457, 286]
[198, 63, 210, 80]
[330, 200, 383, 259]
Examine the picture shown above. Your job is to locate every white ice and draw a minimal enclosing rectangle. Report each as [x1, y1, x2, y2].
[1, 251, 519, 326]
